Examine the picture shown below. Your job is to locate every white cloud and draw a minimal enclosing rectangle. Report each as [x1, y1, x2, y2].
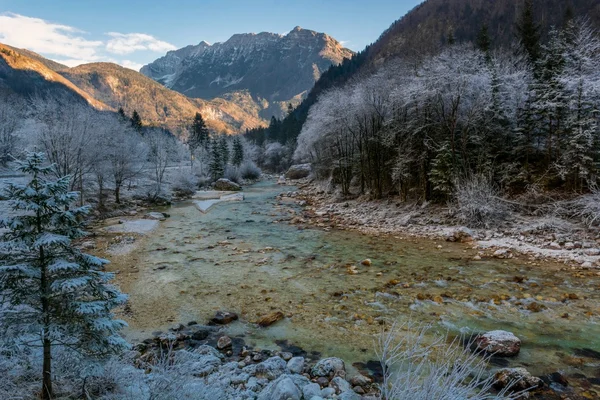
[106, 32, 176, 55]
[0, 12, 102, 61]
[339, 40, 350, 46]
[0, 12, 175, 68]
[120, 60, 144, 72]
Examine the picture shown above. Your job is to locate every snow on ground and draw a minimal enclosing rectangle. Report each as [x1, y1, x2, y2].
[193, 191, 244, 213]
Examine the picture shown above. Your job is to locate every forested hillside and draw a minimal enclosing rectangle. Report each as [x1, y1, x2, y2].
[293, 10, 600, 205]
[246, 0, 600, 152]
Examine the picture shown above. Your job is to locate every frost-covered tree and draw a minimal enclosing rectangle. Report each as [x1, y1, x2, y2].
[556, 19, 600, 190]
[209, 139, 224, 181]
[145, 128, 179, 201]
[188, 112, 210, 167]
[0, 152, 128, 399]
[232, 136, 244, 167]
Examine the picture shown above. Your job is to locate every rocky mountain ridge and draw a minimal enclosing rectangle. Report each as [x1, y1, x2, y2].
[0, 43, 266, 135]
[141, 27, 354, 119]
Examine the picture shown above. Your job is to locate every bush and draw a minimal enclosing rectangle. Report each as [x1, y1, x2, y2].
[571, 186, 600, 227]
[376, 323, 522, 400]
[171, 169, 198, 197]
[223, 165, 241, 184]
[239, 160, 261, 180]
[453, 175, 508, 228]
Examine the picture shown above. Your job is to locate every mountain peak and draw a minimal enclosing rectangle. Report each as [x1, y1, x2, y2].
[140, 28, 353, 120]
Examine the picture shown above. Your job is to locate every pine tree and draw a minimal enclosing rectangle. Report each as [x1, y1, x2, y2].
[232, 136, 244, 167]
[189, 112, 210, 151]
[188, 112, 210, 167]
[117, 107, 127, 121]
[516, 0, 541, 66]
[476, 24, 492, 57]
[130, 110, 143, 133]
[219, 136, 230, 166]
[0, 152, 128, 400]
[209, 140, 224, 181]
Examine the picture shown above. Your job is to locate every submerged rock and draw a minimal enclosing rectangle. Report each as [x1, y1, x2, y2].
[494, 367, 543, 392]
[145, 212, 167, 221]
[257, 311, 285, 327]
[210, 311, 239, 325]
[475, 330, 521, 357]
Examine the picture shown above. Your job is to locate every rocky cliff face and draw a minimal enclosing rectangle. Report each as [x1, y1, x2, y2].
[141, 27, 354, 119]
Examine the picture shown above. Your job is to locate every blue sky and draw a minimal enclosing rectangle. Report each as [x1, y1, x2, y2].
[0, 0, 422, 70]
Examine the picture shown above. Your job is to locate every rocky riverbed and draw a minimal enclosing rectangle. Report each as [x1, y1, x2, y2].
[90, 180, 600, 399]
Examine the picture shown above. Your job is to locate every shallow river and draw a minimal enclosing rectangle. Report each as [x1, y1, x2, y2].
[106, 181, 600, 386]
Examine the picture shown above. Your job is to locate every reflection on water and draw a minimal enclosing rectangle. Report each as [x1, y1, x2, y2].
[109, 181, 600, 380]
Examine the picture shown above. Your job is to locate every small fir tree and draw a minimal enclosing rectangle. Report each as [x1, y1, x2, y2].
[232, 136, 244, 167]
[516, 0, 541, 66]
[209, 140, 224, 181]
[219, 136, 230, 165]
[0, 152, 128, 400]
[130, 110, 143, 132]
[189, 112, 210, 152]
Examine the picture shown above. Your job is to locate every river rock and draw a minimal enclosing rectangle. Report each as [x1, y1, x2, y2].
[303, 382, 322, 398]
[287, 356, 305, 374]
[494, 367, 543, 391]
[191, 327, 211, 341]
[286, 164, 312, 179]
[446, 227, 474, 243]
[320, 387, 336, 397]
[475, 330, 521, 356]
[213, 178, 242, 191]
[339, 392, 361, 400]
[312, 357, 346, 377]
[330, 376, 352, 394]
[217, 335, 232, 350]
[210, 311, 239, 325]
[145, 212, 167, 221]
[257, 311, 285, 327]
[255, 356, 288, 380]
[277, 175, 287, 185]
[258, 375, 302, 400]
[349, 373, 372, 387]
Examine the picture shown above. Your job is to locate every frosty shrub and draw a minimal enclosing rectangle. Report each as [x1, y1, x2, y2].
[224, 165, 242, 184]
[171, 169, 198, 197]
[571, 186, 600, 227]
[453, 175, 508, 228]
[239, 160, 261, 180]
[376, 323, 523, 400]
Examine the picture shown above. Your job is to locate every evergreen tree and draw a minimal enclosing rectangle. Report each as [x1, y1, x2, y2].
[130, 110, 143, 133]
[476, 24, 492, 57]
[232, 136, 244, 167]
[189, 112, 210, 151]
[0, 152, 128, 400]
[219, 136, 230, 165]
[117, 107, 127, 121]
[447, 30, 456, 45]
[209, 140, 224, 180]
[516, 0, 541, 66]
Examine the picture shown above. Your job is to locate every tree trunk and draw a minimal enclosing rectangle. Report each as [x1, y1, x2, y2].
[115, 185, 121, 204]
[40, 245, 53, 399]
[42, 337, 53, 399]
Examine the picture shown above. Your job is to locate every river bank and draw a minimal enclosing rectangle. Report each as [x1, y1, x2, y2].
[286, 179, 600, 269]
